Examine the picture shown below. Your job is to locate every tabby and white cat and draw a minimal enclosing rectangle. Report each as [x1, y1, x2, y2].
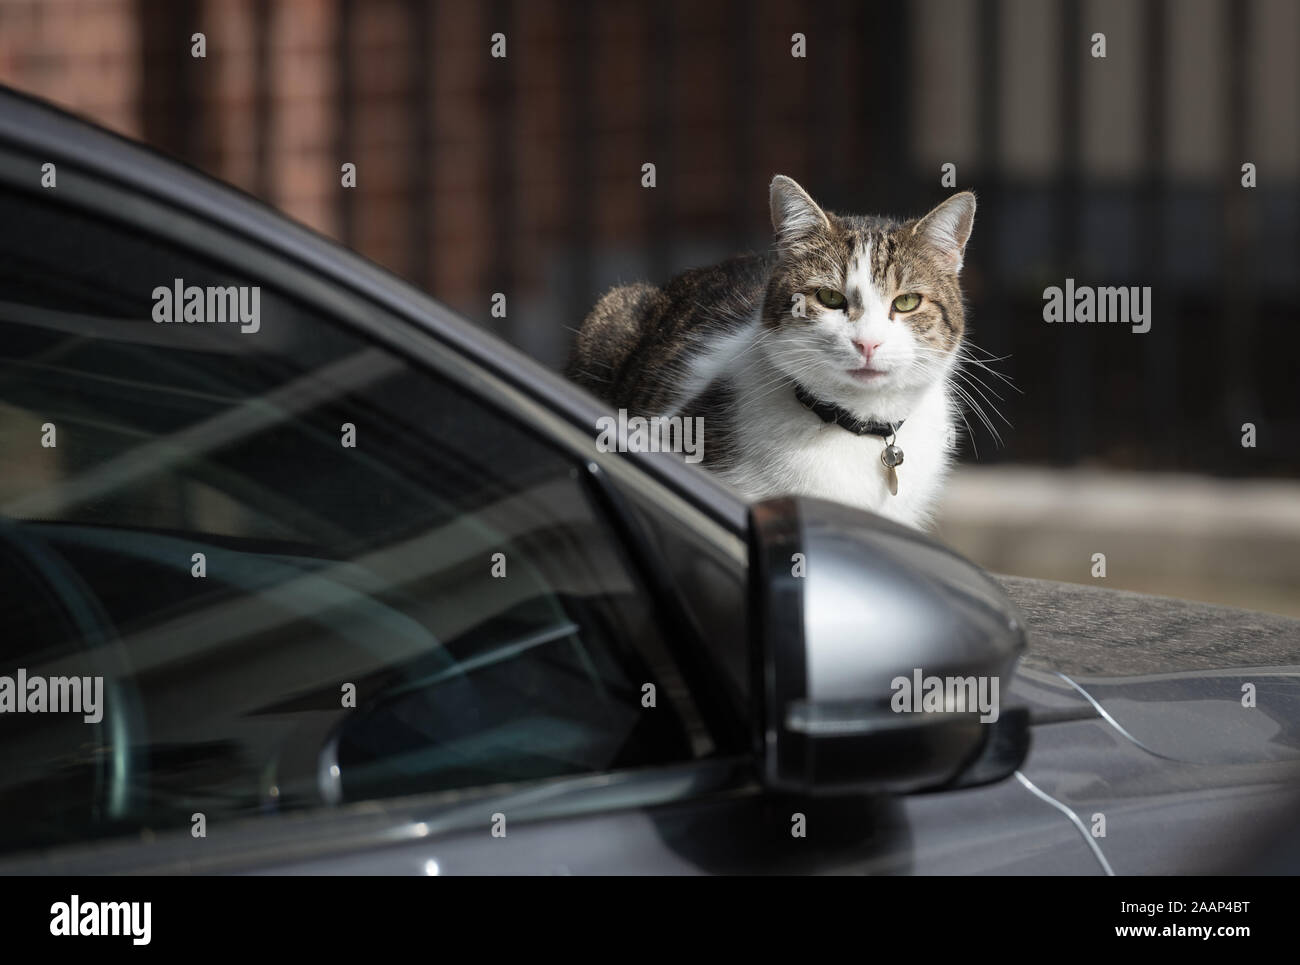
[567, 175, 976, 530]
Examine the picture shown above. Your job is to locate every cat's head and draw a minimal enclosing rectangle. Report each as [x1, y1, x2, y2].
[761, 175, 975, 421]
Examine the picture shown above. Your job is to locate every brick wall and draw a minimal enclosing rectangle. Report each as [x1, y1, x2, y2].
[0, 0, 140, 137]
[0, 0, 833, 319]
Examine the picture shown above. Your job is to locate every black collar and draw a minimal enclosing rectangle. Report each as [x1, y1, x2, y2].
[793, 384, 903, 438]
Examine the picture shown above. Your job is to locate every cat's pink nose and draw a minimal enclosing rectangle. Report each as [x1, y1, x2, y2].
[854, 339, 883, 363]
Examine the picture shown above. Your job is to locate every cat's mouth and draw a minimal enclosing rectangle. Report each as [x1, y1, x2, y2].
[847, 365, 892, 382]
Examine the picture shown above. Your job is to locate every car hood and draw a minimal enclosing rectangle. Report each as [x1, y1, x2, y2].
[1001, 575, 1300, 766]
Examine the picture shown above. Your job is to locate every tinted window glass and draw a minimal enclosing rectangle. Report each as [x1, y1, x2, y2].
[0, 187, 707, 855]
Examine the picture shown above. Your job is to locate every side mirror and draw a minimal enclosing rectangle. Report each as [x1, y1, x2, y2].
[750, 497, 1029, 795]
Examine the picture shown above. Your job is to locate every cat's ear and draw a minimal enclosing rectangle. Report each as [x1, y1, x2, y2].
[914, 192, 976, 272]
[770, 175, 830, 246]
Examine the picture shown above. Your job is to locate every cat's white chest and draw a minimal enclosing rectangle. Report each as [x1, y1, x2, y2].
[718, 377, 954, 529]
[791, 428, 902, 510]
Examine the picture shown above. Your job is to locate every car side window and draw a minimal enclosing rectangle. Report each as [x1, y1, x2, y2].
[0, 185, 710, 855]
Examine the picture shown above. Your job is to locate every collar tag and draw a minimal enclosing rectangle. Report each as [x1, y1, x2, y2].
[881, 438, 904, 496]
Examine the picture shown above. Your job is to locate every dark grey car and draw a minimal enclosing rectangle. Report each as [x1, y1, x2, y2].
[0, 88, 1297, 876]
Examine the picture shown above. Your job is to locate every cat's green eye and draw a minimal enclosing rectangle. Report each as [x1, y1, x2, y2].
[892, 292, 922, 313]
[816, 288, 846, 309]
